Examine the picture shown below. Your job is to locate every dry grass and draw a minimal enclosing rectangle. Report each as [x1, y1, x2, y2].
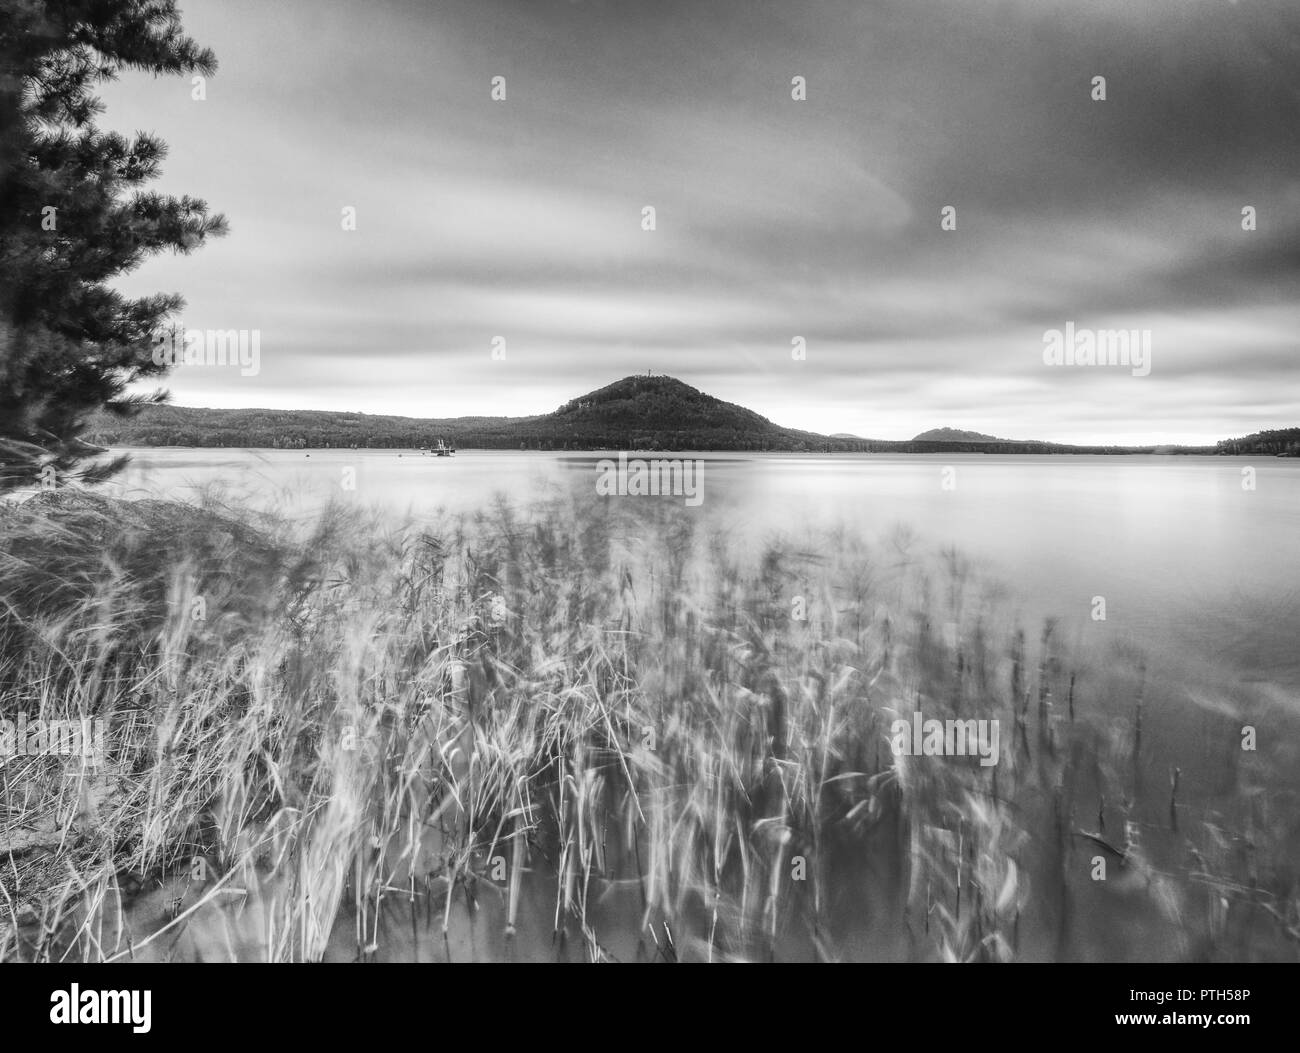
[1, 487, 1297, 962]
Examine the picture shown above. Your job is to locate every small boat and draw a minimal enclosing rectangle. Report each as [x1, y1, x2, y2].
[425, 439, 455, 457]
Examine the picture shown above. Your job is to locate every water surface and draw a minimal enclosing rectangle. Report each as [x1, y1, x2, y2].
[107, 448, 1300, 696]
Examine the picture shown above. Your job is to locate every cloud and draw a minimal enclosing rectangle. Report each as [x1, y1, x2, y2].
[96, 0, 1300, 443]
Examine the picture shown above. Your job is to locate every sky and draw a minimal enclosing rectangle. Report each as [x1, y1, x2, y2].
[101, 0, 1300, 444]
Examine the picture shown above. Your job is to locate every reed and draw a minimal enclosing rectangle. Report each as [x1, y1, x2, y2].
[1, 488, 1296, 962]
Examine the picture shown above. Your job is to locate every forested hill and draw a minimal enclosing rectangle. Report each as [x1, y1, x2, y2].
[84, 374, 1259, 454]
[913, 427, 1009, 443]
[85, 404, 529, 450]
[1215, 428, 1300, 456]
[539, 375, 819, 448]
[85, 376, 851, 451]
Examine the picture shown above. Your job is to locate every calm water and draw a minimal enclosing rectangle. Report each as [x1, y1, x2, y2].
[106, 448, 1300, 696]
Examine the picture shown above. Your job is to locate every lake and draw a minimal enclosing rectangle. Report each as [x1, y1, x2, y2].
[107, 447, 1300, 699]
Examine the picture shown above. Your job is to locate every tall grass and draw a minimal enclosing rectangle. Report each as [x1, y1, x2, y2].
[1, 487, 1296, 962]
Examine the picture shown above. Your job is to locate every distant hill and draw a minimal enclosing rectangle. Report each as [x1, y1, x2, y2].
[84, 374, 1240, 455]
[538, 375, 826, 449]
[1215, 427, 1300, 456]
[912, 427, 1009, 443]
[86, 376, 853, 452]
[85, 404, 525, 450]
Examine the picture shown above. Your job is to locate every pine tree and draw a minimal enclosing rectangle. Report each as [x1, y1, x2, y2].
[0, 0, 227, 491]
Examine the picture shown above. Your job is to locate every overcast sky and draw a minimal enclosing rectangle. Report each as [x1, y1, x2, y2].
[102, 0, 1300, 444]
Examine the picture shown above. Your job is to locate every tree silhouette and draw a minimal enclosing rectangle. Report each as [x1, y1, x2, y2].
[0, 0, 227, 490]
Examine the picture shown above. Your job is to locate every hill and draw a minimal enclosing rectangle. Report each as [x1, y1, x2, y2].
[912, 427, 1008, 443]
[85, 404, 524, 450]
[535, 375, 823, 449]
[85, 376, 851, 452]
[1215, 427, 1300, 456]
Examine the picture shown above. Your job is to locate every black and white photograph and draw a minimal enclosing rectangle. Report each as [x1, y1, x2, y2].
[1, 0, 1298, 1011]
